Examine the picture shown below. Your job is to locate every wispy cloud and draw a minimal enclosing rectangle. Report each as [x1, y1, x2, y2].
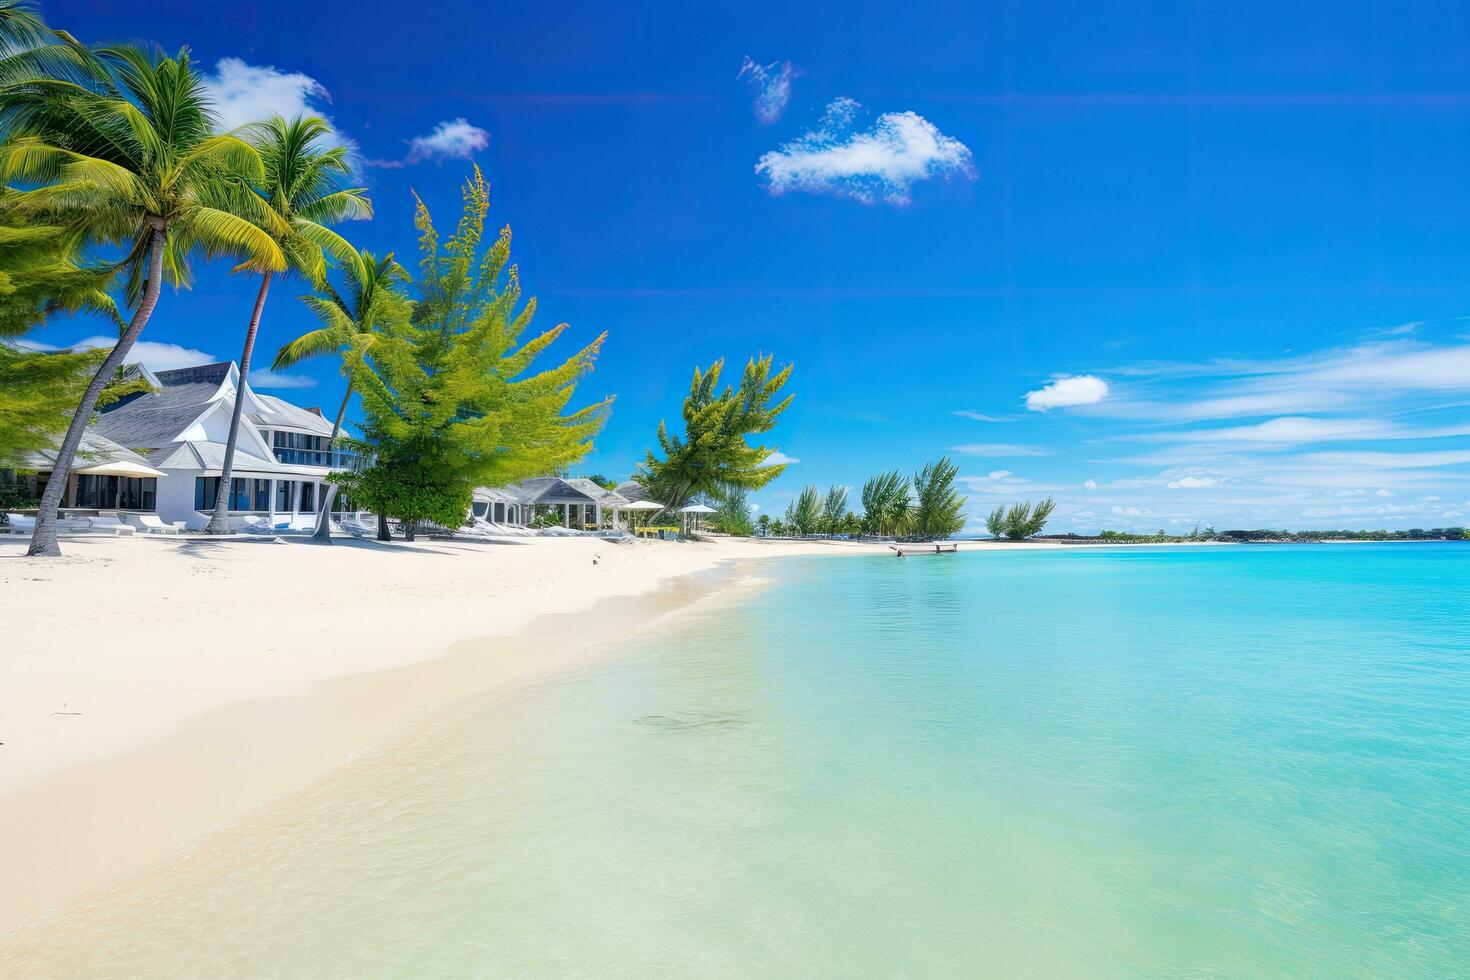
[738, 56, 798, 124]
[952, 409, 1013, 422]
[949, 443, 1051, 457]
[1096, 339, 1470, 422]
[755, 98, 975, 204]
[19, 336, 314, 388]
[1024, 375, 1109, 411]
[763, 450, 800, 466]
[366, 118, 490, 169]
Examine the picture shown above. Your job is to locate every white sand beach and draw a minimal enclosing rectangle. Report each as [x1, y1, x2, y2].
[0, 532, 898, 934]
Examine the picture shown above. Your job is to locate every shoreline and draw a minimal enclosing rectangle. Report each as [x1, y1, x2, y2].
[0, 531, 1233, 935]
[0, 534, 884, 935]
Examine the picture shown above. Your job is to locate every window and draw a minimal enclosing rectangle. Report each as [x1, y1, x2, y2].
[195, 477, 218, 510]
[277, 480, 294, 512]
[299, 482, 315, 513]
[195, 477, 257, 511]
[253, 479, 270, 511]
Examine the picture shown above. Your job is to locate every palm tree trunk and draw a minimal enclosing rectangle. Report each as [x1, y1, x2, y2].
[376, 511, 391, 541]
[206, 271, 273, 534]
[27, 226, 168, 557]
[311, 382, 353, 543]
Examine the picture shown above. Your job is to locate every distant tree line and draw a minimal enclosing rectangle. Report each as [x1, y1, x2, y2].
[723, 456, 968, 541]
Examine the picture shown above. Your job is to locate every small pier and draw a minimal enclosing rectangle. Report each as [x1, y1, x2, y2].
[890, 542, 960, 557]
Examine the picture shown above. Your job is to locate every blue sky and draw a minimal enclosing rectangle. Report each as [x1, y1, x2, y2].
[29, 0, 1470, 531]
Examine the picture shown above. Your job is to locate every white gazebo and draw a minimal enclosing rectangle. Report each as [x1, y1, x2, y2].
[623, 499, 665, 534]
[678, 503, 716, 535]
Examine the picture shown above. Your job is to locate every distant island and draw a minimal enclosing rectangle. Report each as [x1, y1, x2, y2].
[1037, 527, 1468, 544]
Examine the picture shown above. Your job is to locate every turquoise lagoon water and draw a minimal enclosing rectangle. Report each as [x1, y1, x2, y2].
[8, 543, 1470, 977]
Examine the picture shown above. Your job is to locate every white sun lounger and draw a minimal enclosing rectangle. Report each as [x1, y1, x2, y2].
[133, 514, 182, 534]
[340, 513, 379, 537]
[5, 512, 35, 533]
[88, 516, 136, 536]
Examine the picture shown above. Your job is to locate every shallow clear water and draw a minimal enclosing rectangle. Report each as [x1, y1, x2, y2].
[8, 544, 1470, 977]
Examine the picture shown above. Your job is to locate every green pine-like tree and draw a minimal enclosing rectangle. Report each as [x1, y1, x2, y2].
[710, 486, 755, 536]
[999, 496, 1055, 540]
[639, 354, 792, 511]
[785, 484, 822, 536]
[821, 484, 849, 535]
[860, 469, 911, 535]
[332, 168, 610, 538]
[911, 456, 966, 541]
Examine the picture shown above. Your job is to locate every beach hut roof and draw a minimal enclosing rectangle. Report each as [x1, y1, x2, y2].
[501, 477, 601, 505]
[614, 480, 652, 503]
[21, 432, 155, 474]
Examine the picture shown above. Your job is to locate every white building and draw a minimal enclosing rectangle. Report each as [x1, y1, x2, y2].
[471, 477, 636, 529]
[22, 361, 355, 530]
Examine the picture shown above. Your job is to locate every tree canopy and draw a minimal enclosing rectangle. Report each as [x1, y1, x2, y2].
[910, 456, 966, 540]
[332, 168, 609, 535]
[639, 353, 792, 512]
[989, 497, 1055, 540]
[785, 484, 822, 536]
[860, 469, 911, 535]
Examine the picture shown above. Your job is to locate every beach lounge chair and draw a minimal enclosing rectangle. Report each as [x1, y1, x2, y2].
[340, 512, 379, 537]
[5, 512, 35, 534]
[88, 515, 136, 536]
[133, 514, 182, 534]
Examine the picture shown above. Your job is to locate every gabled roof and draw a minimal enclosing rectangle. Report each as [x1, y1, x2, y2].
[472, 486, 522, 504]
[565, 477, 631, 507]
[615, 480, 651, 503]
[501, 476, 602, 505]
[89, 361, 330, 469]
[248, 393, 333, 435]
[92, 362, 231, 451]
[150, 441, 288, 474]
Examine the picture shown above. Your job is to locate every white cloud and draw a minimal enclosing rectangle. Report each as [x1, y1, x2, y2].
[201, 58, 352, 150]
[1083, 479, 1099, 490]
[1167, 476, 1221, 489]
[69, 335, 215, 371]
[949, 443, 1051, 456]
[763, 451, 799, 466]
[1025, 375, 1109, 411]
[755, 98, 975, 205]
[408, 118, 490, 163]
[738, 56, 798, 124]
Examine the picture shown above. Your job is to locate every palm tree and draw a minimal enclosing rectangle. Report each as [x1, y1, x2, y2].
[0, 44, 286, 556]
[271, 248, 407, 542]
[0, 1, 105, 91]
[205, 114, 370, 534]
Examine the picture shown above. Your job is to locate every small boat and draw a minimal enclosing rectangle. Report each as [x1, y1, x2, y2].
[890, 542, 959, 557]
